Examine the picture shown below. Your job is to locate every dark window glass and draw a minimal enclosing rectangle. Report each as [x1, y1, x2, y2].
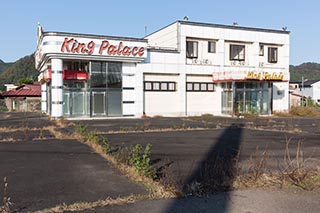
[208, 41, 216, 53]
[186, 41, 198, 58]
[187, 82, 215, 92]
[230, 44, 245, 61]
[259, 44, 264, 56]
[144, 81, 176, 92]
[90, 62, 106, 88]
[268, 47, 278, 63]
[107, 62, 122, 88]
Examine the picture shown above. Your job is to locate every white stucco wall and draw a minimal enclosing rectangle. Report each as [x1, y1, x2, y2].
[186, 75, 220, 115]
[143, 74, 182, 116]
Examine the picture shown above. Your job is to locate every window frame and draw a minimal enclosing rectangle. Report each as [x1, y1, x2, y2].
[268, 47, 278, 63]
[144, 81, 176, 92]
[259, 44, 264, 56]
[186, 40, 198, 58]
[230, 44, 246, 61]
[186, 82, 215, 92]
[208, 41, 216, 53]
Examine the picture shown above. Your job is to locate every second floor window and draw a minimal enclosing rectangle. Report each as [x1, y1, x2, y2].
[230, 44, 245, 61]
[259, 44, 264, 56]
[208, 41, 216, 53]
[186, 41, 198, 58]
[268, 47, 278, 63]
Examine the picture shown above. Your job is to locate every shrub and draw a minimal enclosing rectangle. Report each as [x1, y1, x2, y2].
[290, 106, 319, 117]
[129, 143, 156, 179]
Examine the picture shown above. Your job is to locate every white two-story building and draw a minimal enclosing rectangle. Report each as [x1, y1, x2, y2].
[36, 20, 290, 119]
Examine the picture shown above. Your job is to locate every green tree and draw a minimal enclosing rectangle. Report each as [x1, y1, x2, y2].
[18, 77, 34, 85]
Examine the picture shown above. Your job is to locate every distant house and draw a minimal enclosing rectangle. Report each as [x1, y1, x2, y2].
[289, 79, 320, 107]
[0, 83, 41, 112]
[300, 80, 320, 105]
[4, 84, 18, 91]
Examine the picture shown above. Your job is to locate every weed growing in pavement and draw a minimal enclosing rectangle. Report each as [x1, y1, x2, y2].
[181, 121, 187, 129]
[156, 137, 320, 195]
[1, 177, 11, 213]
[170, 123, 178, 130]
[74, 123, 111, 153]
[75, 123, 88, 135]
[119, 126, 129, 132]
[201, 113, 214, 117]
[112, 143, 156, 179]
[277, 138, 317, 190]
[129, 144, 156, 179]
[100, 137, 111, 153]
[38, 129, 44, 139]
[86, 131, 100, 144]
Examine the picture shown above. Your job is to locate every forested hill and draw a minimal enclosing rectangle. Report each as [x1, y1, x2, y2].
[0, 59, 13, 73]
[290, 63, 320, 80]
[0, 54, 38, 91]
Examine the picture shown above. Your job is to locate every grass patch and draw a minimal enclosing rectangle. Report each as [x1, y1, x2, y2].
[157, 138, 320, 195]
[33, 194, 150, 213]
[290, 106, 319, 116]
[274, 106, 320, 117]
[73, 123, 176, 198]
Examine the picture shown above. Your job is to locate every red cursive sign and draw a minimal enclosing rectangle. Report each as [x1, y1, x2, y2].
[61, 38, 145, 57]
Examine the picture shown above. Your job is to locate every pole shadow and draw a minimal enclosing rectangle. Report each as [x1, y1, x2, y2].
[165, 123, 243, 212]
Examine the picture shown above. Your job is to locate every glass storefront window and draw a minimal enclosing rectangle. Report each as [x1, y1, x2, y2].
[91, 62, 107, 88]
[107, 62, 122, 88]
[90, 61, 122, 117]
[222, 81, 271, 115]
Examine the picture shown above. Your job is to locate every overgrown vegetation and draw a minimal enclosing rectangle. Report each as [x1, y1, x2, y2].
[290, 106, 319, 116]
[128, 144, 156, 179]
[73, 120, 320, 198]
[158, 138, 320, 195]
[74, 123, 156, 179]
[75, 125, 111, 153]
[273, 106, 320, 117]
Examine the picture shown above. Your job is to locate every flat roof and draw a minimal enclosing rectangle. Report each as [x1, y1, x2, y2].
[178, 20, 290, 34]
[41, 32, 147, 43]
[146, 20, 290, 38]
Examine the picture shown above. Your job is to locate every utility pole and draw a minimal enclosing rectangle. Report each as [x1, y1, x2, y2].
[301, 76, 304, 106]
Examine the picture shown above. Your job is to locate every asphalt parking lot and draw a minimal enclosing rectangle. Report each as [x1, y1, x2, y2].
[79, 115, 320, 192]
[1, 112, 320, 212]
[0, 113, 147, 212]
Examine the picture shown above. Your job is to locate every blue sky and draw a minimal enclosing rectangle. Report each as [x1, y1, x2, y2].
[0, 0, 319, 65]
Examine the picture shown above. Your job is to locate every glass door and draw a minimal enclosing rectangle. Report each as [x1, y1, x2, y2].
[92, 91, 106, 116]
[222, 91, 233, 115]
[63, 92, 70, 116]
[72, 92, 85, 115]
[235, 90, 244, 115]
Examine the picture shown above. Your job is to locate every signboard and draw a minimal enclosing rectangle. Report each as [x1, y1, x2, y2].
[60, 38, 145, 57]
[35, 34, 147, 69]
[212, 71, 287, 82]
[40, 69, 87, 81]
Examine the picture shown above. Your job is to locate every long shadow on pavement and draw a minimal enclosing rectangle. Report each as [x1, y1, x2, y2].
[166, 123, 243, 212]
